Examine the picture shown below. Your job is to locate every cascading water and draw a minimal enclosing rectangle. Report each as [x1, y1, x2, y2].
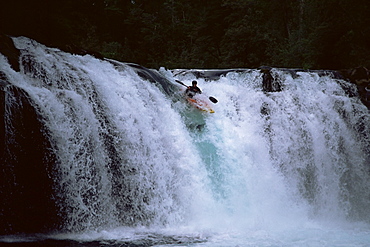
[1, 37, 208, 233]
[1, 37, 370, 246]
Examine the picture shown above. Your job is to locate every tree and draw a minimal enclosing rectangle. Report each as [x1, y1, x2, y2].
[1, 0, 369, 69]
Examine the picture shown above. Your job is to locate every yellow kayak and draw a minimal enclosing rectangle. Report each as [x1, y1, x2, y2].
[187, 96, 215, 113]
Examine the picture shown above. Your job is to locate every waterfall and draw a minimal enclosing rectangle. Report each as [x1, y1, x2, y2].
[1, 37, 369, 237]
[192, 69, 370, 226]
[1, 37, 207, 233]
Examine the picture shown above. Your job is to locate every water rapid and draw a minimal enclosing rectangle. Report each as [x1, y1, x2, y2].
[1, 37, 370, 246]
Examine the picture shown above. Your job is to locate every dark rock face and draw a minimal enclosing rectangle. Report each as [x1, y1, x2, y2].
[340, 67, 370, 109]
[0, 34, 20, 71]
[0, 77, 60, 234]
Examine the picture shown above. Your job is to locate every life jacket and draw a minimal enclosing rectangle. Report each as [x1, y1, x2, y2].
[186, 86, 201, 97]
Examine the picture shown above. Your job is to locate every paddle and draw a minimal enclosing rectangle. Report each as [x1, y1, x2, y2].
[175, 80, 218, 104]
[209, 96, 218, 104]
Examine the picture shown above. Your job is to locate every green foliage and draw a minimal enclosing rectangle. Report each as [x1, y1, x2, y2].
[1, 0, 369, 69]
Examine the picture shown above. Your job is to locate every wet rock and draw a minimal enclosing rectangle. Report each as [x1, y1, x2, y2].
[340, 67, 370, 109]
[0, 34, 20, 71]
[0, 83, 59, 234]
[260, 67, 282, 93]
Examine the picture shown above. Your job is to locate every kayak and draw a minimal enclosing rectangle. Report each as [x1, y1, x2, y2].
[186, 95, 215, 113]
[174, 79, 217, 113]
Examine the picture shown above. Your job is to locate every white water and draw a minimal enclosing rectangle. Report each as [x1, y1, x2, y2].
[1, 37, 370, 246]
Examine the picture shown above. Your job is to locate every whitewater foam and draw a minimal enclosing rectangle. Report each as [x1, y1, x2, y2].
[1, 37, 370, 246]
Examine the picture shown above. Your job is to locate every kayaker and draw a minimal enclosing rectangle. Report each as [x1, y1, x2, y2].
[186, 80, 202, 98]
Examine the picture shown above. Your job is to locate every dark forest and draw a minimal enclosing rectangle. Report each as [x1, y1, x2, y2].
[1, 0, 369, 69]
